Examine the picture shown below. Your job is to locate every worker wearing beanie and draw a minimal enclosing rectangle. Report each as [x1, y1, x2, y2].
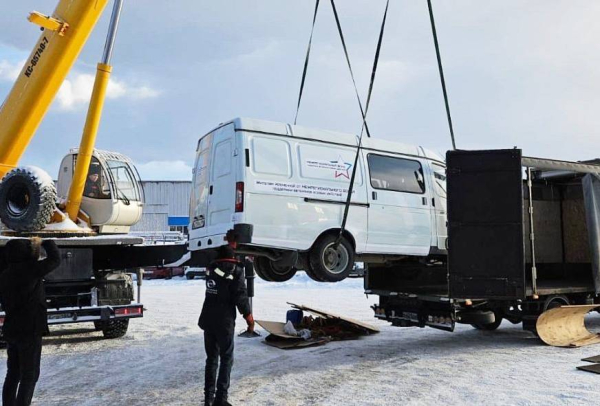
[0, 238, 61, 406]
[198, 230, 253, 406]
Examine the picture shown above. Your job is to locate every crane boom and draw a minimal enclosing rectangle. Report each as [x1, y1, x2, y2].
[0, 0, 110, 179]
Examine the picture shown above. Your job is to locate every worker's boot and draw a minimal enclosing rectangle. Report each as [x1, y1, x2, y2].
[204, 393, 215, 406]
[214, 397, 232, 406]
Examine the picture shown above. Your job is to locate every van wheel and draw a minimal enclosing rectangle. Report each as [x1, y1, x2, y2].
[254, 257, 297, 282]
[309, 234, 354, 282]
[305, 266, 325, 282]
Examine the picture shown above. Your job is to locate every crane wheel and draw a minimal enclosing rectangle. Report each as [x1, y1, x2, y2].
[0, 166, 57, 232]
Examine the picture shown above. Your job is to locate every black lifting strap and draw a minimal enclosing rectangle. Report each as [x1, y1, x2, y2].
[336, 0, 390, 244]
[330, 0, 372, 140]
[294, 0, 321, 125]
[427, 0, 457, 150]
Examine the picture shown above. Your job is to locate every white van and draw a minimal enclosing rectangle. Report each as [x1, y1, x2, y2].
[188, 118, 447, 282]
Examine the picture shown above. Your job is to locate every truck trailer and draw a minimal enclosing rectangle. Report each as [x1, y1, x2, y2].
[367, 149, 600, 341]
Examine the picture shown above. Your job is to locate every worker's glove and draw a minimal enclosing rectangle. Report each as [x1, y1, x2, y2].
[244, 313, 255, 332]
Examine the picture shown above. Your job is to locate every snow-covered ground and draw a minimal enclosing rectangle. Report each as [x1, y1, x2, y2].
[2, 274, 600, 406]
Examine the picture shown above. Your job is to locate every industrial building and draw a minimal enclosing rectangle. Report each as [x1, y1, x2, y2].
[131, 181, 191, 233]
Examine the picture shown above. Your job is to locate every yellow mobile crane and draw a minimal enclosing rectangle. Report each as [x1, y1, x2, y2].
[0, 0, 186, 341]
[0, 0, 142, 233]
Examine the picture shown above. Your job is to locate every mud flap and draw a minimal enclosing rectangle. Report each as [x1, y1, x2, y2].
[536, 305, 600, 347]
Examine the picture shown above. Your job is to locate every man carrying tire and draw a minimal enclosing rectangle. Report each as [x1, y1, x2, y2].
[0, 238, 61, 406]
[198, 231, 254, 406]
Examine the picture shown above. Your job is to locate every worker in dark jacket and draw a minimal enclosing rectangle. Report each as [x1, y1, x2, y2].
[198, 232, 253, 406]
[0, 238, 61, 406]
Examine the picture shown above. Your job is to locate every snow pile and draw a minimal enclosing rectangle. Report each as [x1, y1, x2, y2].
[23, 166, 55, 189]
[43, 217, 86, 232]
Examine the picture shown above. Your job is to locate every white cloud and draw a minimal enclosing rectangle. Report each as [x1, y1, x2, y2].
[0, 59, 160, 111]
[0, 59, 24, 81]
[136, 160, 193, 181]
[56, 72, 160, 111]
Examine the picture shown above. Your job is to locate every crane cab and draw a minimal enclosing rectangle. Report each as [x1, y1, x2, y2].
[57, 149, 144, 234]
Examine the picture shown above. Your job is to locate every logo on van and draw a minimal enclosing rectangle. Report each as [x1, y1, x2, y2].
[331, 156, 352, 179]
[305, 156, 353, 179]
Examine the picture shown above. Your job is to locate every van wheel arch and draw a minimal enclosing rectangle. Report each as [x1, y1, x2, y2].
[314, 229, 357, 251]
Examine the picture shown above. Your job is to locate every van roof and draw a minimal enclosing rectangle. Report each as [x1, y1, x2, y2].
[214, 117, 444, 163]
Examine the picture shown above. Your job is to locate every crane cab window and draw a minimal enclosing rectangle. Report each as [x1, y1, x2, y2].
[83, 157, 111, 199]
[367, 154, 426, 194]
[107, 160, 140, 202]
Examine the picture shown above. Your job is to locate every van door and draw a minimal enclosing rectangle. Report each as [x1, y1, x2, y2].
[206, 124, 237, 237]
[430, 162, 448, 250]
[189, 132, 214, 238]
[365, 153, 432, 255]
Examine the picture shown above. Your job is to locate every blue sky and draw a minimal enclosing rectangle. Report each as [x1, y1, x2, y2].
[1, 1, 600, 180]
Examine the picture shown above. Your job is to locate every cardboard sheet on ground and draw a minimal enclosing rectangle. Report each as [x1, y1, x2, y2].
[256, 305, 379, 350]
[256, 320, 329, 349]
[287, 303, 380, 334]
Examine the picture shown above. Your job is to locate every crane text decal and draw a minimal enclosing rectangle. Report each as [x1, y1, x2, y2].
[25, 37, 49, 78]
[254, 180, 355, 199]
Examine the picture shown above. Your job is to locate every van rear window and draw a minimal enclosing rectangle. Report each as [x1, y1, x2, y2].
[367, 154, 425, 194]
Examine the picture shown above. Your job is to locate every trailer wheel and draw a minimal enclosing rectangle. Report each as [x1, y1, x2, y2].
[100, 319, 129, 339]
[309, 234, 354, 282]
[0, 166, 56, 232]
[254, 257, 297, 282]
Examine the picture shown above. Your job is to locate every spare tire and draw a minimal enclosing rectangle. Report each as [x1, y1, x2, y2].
[0, 166, 57, 232]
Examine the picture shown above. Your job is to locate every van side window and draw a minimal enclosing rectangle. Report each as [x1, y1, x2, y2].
[367, 154, 426, 194]
[251, 137, 291, 177]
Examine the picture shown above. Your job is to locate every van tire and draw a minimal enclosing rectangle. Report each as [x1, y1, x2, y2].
[305, 267, 325, 282]
[253, 260, 273, 282]
[309, 234, 354, 282]
[254, 257, 297, 282]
